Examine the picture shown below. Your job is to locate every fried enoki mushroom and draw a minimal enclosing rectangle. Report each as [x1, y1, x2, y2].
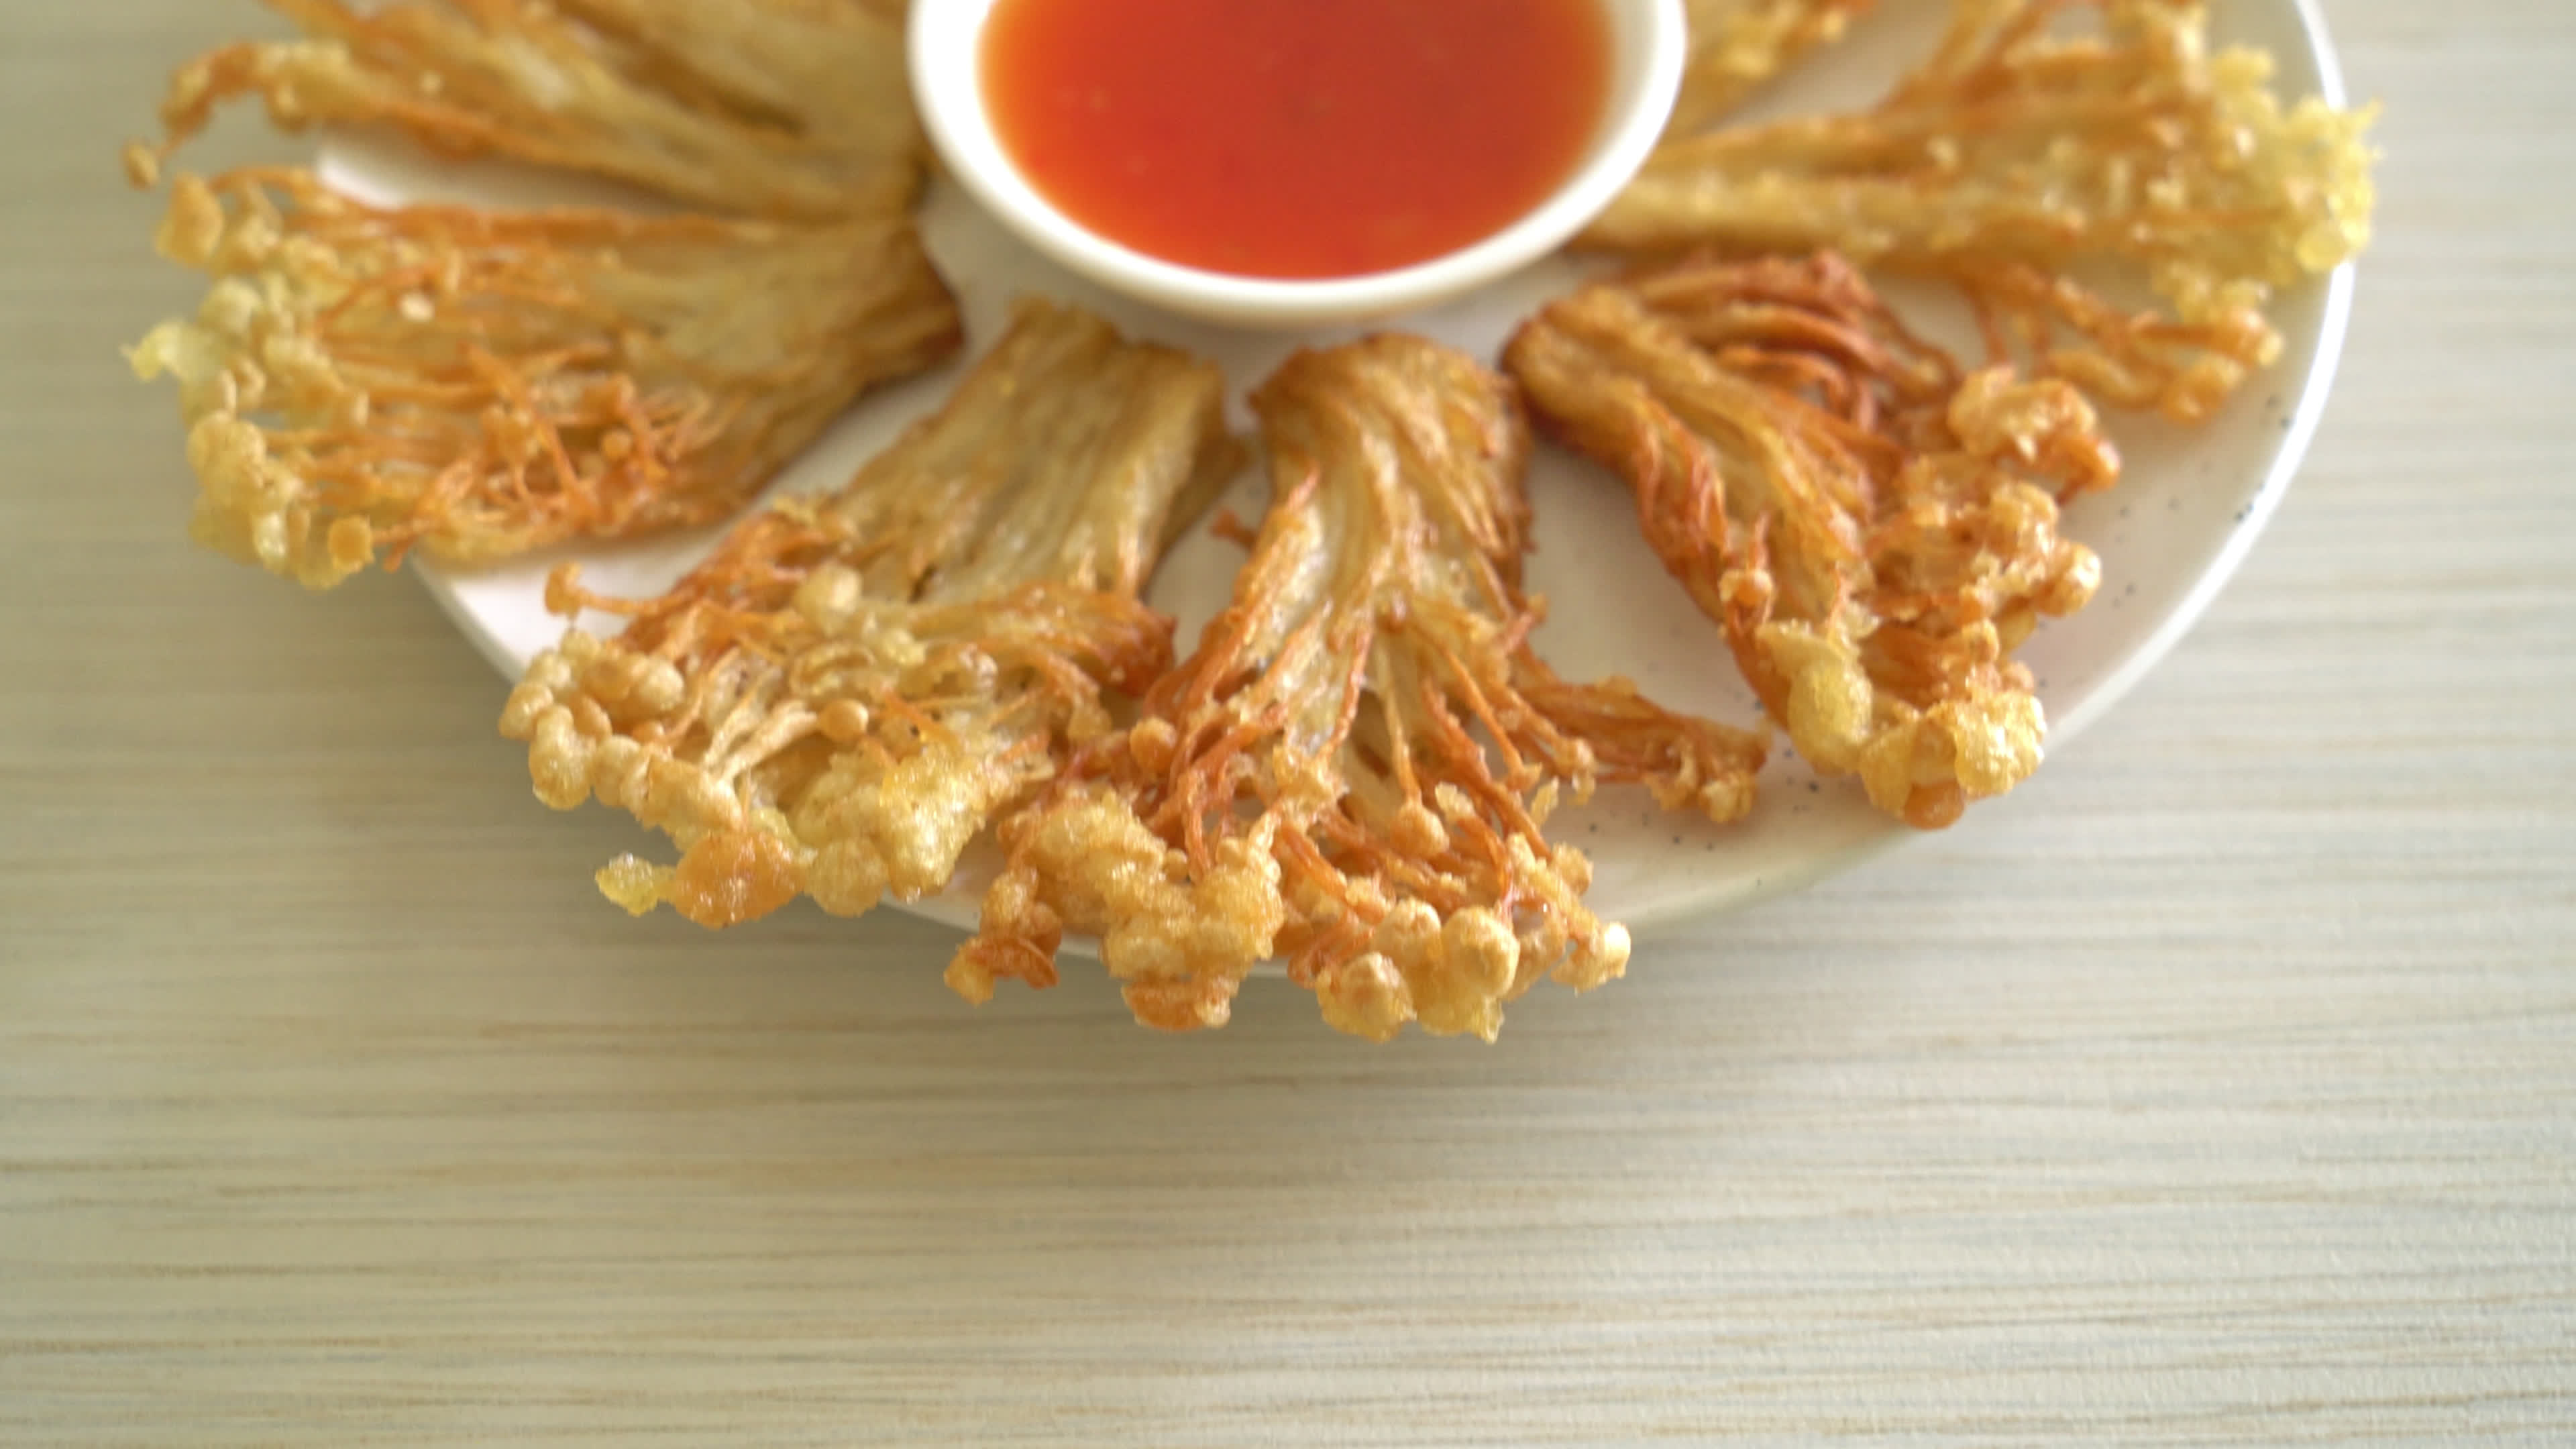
[500, 299, 1240, 932]
[1505, 254, 2110, 831]
[1586, 0, 2378, 422]
[127, 168, 961, 588]
[126, 0, 920, 219]
[954, 336, 1768, 1042]
[1669, 0, 1876, 138]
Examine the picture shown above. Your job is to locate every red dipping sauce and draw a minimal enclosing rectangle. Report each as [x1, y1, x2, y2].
[980, 0, 1612, 280]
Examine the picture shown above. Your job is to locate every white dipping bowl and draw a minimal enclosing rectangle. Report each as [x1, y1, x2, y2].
[910, 0, 1686, 331]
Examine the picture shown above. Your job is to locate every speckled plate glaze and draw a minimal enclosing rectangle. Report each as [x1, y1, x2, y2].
[323, 0, 2352, 943]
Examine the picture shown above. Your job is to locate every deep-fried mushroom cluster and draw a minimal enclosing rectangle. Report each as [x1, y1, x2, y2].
[128, 0, 922, 217]
[955, 337, 1766, 1039]
[1507, 254, 2108, 828]
[1668, 0, 1876, 137]
[129, 169, 959, 586]
[1591, 0, 2377, 421]
[502, 300, 1239, 929]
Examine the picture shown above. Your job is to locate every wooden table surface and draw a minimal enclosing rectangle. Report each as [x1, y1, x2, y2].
[5, 2, 2571, 1444]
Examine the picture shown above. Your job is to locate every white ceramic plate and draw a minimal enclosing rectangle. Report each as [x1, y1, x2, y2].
[321, 0, 2352, 940]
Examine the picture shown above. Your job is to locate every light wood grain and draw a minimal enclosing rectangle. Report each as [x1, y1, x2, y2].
[3, 2, 2571, 1444]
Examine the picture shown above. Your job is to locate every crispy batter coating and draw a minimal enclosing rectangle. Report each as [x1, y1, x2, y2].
[500, 300, 1240, 932]
[127, 0, 920, 218]
[127, 168, 960, 588]
[1670, 0, 1876, 137]
[955, 337, 1768, 1041]
[1506, 254, 2110, 830]
[1589, 0, 2378, 421]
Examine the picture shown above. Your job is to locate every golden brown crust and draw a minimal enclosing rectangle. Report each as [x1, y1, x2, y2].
[1588, 0, 2378, 421]
[500, 299, 1240, 934]
[955, 336, 1767, 1041]
[127, 168, 960, 588]
[1505, 254, 2107, 830]
[127, 0, 920, 217]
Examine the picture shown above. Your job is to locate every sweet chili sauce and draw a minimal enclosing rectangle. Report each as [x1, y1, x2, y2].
[981, 0, 1611, 280]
